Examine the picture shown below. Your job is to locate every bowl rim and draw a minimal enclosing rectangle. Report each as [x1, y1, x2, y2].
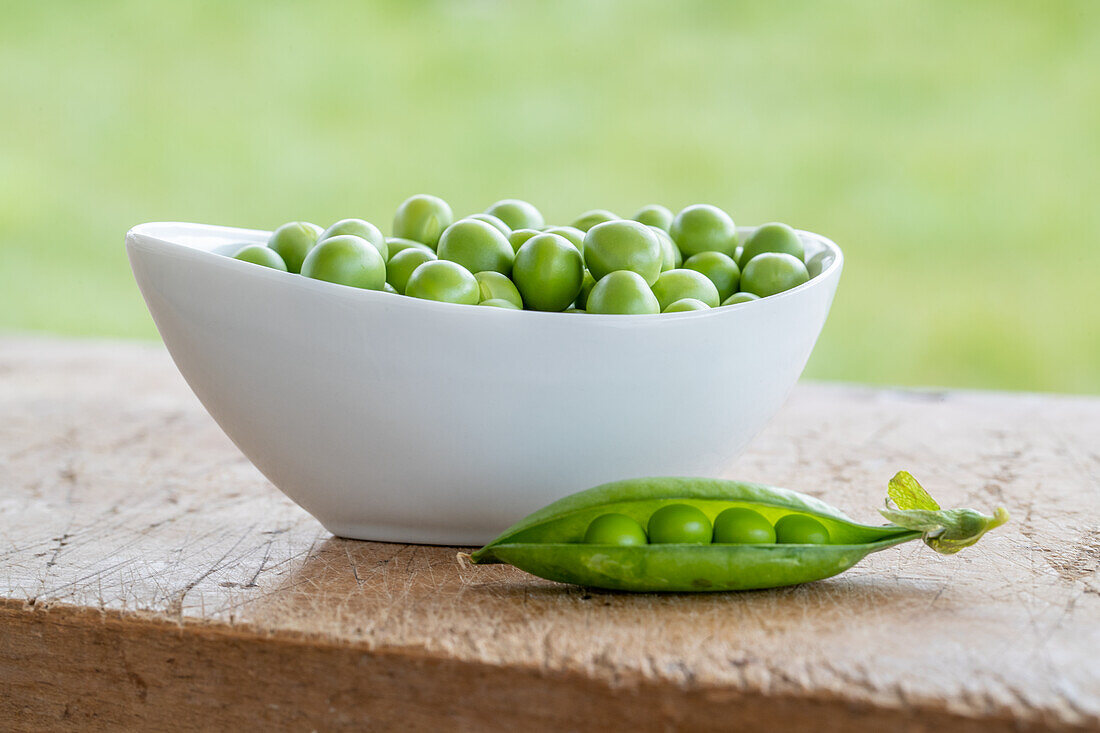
[126, 221, 843, 324]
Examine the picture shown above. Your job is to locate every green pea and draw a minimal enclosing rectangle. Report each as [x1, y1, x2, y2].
[542, 226, 585, 256]
[386, 237, 435, 261]
[508, 228, 542, 253]
[574, 270, 596, 309]
[632, 204, 673, 231]
[775, 515, 831, 544]
[404, 260, 480, 305]
[583, 220, 663, 285]
[267, 221, 323, 274]
[467, 213, 512, 237]
[740, 253, 809, 297]
[571, 209, 619, 232]
[651, 269, 721, 310]
[713, 508, 776, 544]
[475, 270, 523, 309]
[392, 194, 453, 249]
[386, 247, 437, 295]
[437, 219, 515, 277]
[585, 271, 660, 315]
[319, 219, 387, 261]
[740, 223, 804, 267]
[300, 235, 386, 290]
[721, 292, 760, 306]
[683, 252, 740, 302]
[233, 244, 287, 271]
[650, 226, 682, 272]
[512, 233, 585, 312]
[479, 298, 521, 309]
[669, 204, 738, 258]
[647, 504, 712, 544]
[485, 199, 544, 230]
[663, 298, 710, 313]
[565, 307, 586, 313]
[584, 513, 648, 546]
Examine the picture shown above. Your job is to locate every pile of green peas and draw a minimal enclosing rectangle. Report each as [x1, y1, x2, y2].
[231, 196, 821, 314]
[583, 506, 830, 546]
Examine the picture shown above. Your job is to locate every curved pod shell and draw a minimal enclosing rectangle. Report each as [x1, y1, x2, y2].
[485, 539, 912, 592]
[472, 477, 922, 592]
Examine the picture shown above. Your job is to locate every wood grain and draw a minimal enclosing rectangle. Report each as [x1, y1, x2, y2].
[1, 336, 1098, 731]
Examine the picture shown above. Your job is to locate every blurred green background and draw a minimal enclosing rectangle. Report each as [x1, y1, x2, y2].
[2, 1, 1097, 393]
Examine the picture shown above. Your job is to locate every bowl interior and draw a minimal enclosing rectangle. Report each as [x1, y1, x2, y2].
[130, 221, 842, 296]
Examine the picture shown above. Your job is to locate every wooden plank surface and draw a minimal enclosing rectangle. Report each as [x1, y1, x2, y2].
[1, 336, 1098, 731]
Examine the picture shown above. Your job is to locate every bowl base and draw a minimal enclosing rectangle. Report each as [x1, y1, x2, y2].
[322, 521, 490, 547]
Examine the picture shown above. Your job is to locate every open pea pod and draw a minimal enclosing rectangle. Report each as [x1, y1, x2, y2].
[469, 473, 1008, 592]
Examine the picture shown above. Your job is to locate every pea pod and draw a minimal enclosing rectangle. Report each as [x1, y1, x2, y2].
[469, 473, 1008, 592]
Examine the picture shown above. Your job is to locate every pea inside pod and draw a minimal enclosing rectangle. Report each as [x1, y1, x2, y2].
[469, 473, 1008, 592]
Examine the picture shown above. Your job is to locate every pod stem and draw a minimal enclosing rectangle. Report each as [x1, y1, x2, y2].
[878, 471, 1009, 555]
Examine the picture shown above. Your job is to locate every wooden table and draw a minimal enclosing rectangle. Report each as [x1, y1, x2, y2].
[1, 337, 1097, 732]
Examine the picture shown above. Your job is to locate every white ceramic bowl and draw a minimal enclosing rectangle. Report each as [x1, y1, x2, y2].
[126, 222, 842, 545]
